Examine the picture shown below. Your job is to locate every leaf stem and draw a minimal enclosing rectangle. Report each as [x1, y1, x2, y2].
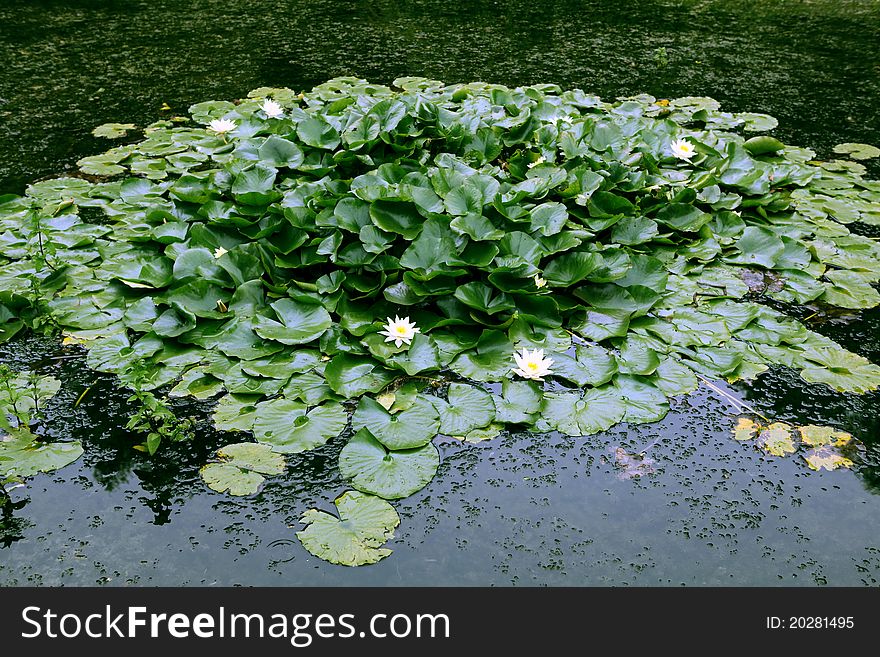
[695, 373, 769, 422]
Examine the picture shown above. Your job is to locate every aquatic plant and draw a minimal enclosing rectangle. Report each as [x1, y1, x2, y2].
[1, 76, 878, 564]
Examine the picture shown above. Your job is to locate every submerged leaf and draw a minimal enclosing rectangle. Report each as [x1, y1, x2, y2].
[611, 447, 656, 480]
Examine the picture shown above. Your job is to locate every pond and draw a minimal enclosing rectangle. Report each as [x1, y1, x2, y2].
[0, 0, 879, 586]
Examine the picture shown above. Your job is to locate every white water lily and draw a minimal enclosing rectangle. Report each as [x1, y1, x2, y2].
[512, 348, 554, 381]
[213, 246, 228, 259]
[260, 99, 284, 119]
[379, 315, 420, 347]
[528, 155, 546, 169]
[670, 138, 696, 161]
[208, 118, 237, 134]
[534, 274, 547, 288]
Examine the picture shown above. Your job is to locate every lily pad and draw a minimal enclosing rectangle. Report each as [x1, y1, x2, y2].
[614, 375, 669, 424]
[756, 422, 796, 457]
[212, 394, 261, 433]
[434, 383, 496, 436]
[803, 446, 854, 471]
[351, 395, 440, 450]
[324, 354, 397, 398]
[92, 123, 137, 139]
[832, 142, 880, 160]
[252, 398, 307, 444]
[492, 379, 542, 424]
[254, 298, 332, 345]
[256, 402, 347, 454]
[0, 428, 84, 479]
[797, 424, 852, 447]
[338, 428, 439, 499]
[200, 442, 285, 496]
[296, 490, 400, 566]
[540, 386, 626, 436]
[732, 417, 759, 442]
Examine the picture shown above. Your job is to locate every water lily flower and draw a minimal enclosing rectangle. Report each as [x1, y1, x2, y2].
[261, 99, 284, 119]
[213, 246, 228, 259]
[379, 316, 420, 348]
[528, 155, 546, 168]
[671, 138, 696, 161]
[534, 274, 547, 288]
[512, 348, 554, 381]
[208, 118, 237, 135]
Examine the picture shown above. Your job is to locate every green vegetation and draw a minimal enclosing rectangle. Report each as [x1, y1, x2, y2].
[1, 76, 878, 564]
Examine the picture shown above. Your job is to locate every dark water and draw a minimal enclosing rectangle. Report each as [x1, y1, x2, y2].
[1, 0, 880, 585]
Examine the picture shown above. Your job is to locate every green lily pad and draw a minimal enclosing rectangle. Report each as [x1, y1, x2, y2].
[296, 490, 400, 566]
[551, 344, 618, 387]
[254, 298, 332, 345]
[92, 123, 137, 139]
[212, 394, 261, 433]
[352, 395, 439, 450]
[324, 354, 397, 398]
[821, 270, 880, 309]
[434, 383, 496, 436]
[743, 135, 785, 155]
[338, 428, 439, 499]
[200, 442, 285, 496]
[652, 358, 699, 396]
[832, 142, 880, 160]
[492, 379, 542, 424]
[0, 373, 61, 423]
[726, 226, 784, 269]
[460, 423, 504, 443]
[800, 348, 880, 393]
[0, 428, 84, 479]
[252, 397, 307, 443]
[256, 402, 347, 454]
[449, 330, 514, 381]
[613, 375, 669, 424]
[539, 386, 626, 436]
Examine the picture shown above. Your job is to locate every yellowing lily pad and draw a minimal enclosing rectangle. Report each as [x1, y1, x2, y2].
[797, 424, 852, 447]
[803, 446, 854, 471]
[757, 422, 796, 456]
[733, 417, 759, 441]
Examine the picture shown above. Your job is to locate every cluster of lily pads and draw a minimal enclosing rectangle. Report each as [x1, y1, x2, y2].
[733, 418, 859, 471]
[1, 76, 880, 565]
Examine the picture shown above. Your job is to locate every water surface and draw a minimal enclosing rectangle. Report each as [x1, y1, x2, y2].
[1, 0, 879, 585]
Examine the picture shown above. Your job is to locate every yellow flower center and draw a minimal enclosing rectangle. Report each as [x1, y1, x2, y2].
[396, 326, 408, 334]
[527, 362, 539, 370]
